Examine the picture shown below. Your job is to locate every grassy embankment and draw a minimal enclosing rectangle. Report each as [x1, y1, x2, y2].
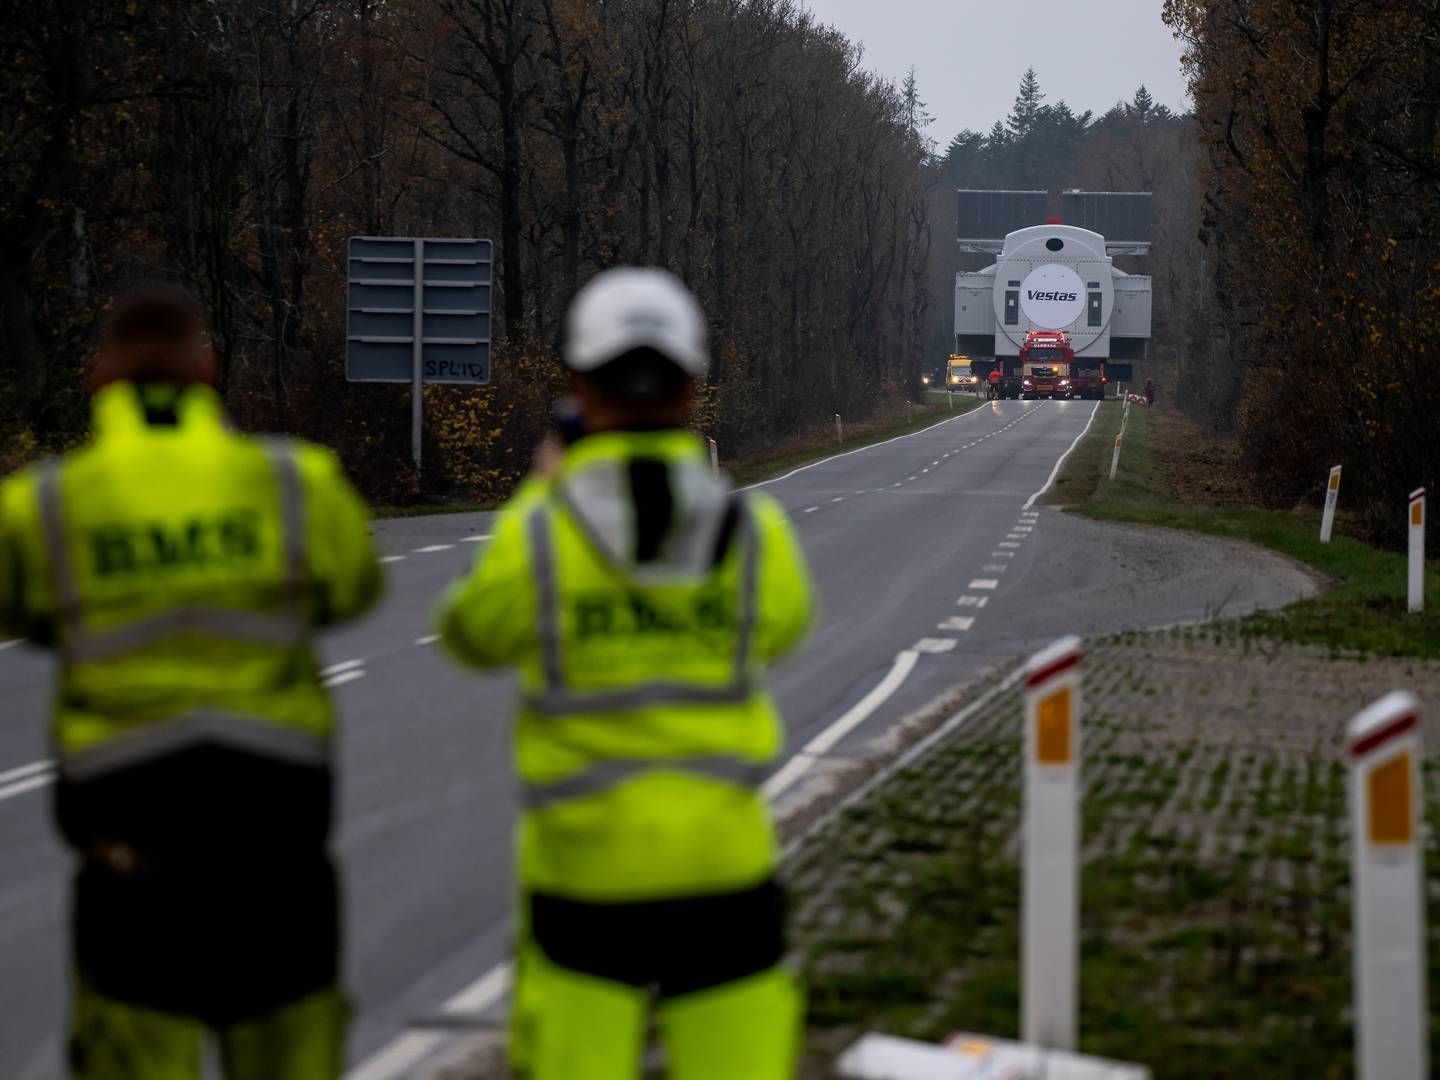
[1047, 402, 1440, 657]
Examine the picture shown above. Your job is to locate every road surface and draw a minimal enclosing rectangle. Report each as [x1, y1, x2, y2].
[0, 400, 1316, 1078]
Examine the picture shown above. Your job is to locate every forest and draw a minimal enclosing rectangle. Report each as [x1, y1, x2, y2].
[1164, 0, 1440, 545]
[2, 0, 932, 502]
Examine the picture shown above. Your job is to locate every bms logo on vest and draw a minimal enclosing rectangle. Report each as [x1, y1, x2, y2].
[1019, 264, 1086, 329]
[88, 510, 265, 578]
[572, 589, 735, 642]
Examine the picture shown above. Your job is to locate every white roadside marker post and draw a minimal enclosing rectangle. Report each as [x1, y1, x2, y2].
[1022, 636, 1082, 1051]
[1320, 465, 1342, 543]
[948, 389, 954, 410]
[1109, 433, 1123, 481]
[1348, 691, 1427, 1080]
[835, 413, 844, 444]
[708, 437, 719, 477]
[1408, 488, 1425, 614]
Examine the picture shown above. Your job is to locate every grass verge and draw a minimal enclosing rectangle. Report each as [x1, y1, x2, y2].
[1047, 403, 1440, 658]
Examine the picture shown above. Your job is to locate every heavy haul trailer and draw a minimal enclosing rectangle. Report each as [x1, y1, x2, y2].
[953, 191, 1152, 391]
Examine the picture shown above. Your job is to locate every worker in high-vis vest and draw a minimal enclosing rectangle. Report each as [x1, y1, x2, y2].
[0, 286, 382, 1079]
[436, 267, 815, 1079]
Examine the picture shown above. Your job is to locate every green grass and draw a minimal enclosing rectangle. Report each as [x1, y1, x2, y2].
[1049, 404, 1440, 657]
[728, 396, 986, 487]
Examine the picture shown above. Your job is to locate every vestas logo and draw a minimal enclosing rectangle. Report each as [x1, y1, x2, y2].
[1018, 264, 1087, 329]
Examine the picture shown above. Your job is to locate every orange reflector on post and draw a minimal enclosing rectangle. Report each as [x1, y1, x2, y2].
[1036, 687, 1073, 764]
[1412, 503, 1424, 527]
[1369, 752, 1414, 846]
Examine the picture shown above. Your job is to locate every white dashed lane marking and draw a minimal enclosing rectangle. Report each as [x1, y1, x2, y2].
[968, 579, 1000, 590]
[460, 534, 492, 543]
[320, 659, 364, 678]
[998, 541, 1020, 549]
[414, 544, 454, 554]
[982, 564, 1007, 573]
[379, 555, 406, 564]
[937, 616, 975, 632]
[957, 596, 989, 608]
[322, 670, 366, 689]
[804, 506, 819, 514]
[914, 637, 958, 654]
[415, 635, 440, 646]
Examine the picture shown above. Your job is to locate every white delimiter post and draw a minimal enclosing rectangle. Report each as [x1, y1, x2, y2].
[1408, 488, 1425, 614]
[1022, 636, 1082, 1052]
[1348, 691, 1427, 1080]
[1320, 466, 1342, 544]
[835, 413, 844, 444]
[707, 437, 719, 477]
[1108, 433, 1122, 481]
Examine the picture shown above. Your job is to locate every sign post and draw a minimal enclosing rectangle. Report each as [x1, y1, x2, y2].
[1022, 636, 1082, 1051]
[1348, 691, 1427, 1080]
[346, 237, 493, 484]
[1320, 466, 1342, 544]
[1409, 489, 1425, 614]
[1109, 433, 1122, 481]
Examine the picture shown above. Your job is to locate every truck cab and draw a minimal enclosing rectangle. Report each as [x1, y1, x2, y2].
[1018, 330, 1076, 400]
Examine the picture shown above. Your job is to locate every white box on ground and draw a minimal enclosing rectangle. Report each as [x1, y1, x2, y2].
[837, 1033, 1150, 1080]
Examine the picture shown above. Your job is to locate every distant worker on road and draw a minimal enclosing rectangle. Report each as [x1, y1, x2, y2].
[988, 365, 1001, 399]
[0, 286, 382, 1079]
[1145, 378, 1156, 406]
[436, 267, 815, 1080]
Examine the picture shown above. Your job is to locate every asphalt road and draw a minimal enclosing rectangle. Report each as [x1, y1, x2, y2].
[0, 400, 1317, 1079]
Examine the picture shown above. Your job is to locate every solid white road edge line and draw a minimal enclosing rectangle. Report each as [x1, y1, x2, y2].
[740, 404, 994, 491]
[1021, 399, 1101, 510]
[0, 639, 23, 652]
[0, 773, 54, 803]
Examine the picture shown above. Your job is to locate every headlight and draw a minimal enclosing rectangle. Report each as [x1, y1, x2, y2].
[1059, 380, 1070, 387]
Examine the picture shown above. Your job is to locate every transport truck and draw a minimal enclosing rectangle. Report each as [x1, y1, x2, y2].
[1018, 330, 1074, 399]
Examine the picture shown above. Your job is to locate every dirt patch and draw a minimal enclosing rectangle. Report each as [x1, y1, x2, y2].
[1151, 409, 1253, 507]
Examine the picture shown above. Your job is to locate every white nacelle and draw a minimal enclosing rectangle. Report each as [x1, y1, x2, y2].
[955, 224, 1151, 360]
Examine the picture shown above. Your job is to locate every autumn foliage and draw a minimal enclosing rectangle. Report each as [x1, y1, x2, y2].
[0, 0, 932, 502]
[1164, 0, 1440, 546]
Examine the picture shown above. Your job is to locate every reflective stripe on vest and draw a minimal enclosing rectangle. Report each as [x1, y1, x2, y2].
[58, 709, 328, 781]
[521, 496, 765, 807]
[522, 754, 768, 811]
[36, 445, 310, 665]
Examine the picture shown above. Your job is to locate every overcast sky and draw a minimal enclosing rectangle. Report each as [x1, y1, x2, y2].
[800, 0, 1190, 144]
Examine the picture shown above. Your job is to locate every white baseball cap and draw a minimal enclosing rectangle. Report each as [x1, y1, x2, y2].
[563, 267, 709, 377]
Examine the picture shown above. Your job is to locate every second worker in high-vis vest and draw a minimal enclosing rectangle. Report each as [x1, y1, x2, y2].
[0, 286, 382, 1079]
[436, 268, 815, 1079]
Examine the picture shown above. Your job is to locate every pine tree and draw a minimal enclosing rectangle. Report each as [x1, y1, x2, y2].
[901, 66, 934, 143]
[1130, 84, 1155, 123]
[1007, 67, 1045, 139]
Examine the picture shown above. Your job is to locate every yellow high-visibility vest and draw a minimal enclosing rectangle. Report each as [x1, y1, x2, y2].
[436, 429, 814, 901]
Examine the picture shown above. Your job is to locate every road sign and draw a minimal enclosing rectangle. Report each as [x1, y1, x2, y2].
[346, 236, 493, 477]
